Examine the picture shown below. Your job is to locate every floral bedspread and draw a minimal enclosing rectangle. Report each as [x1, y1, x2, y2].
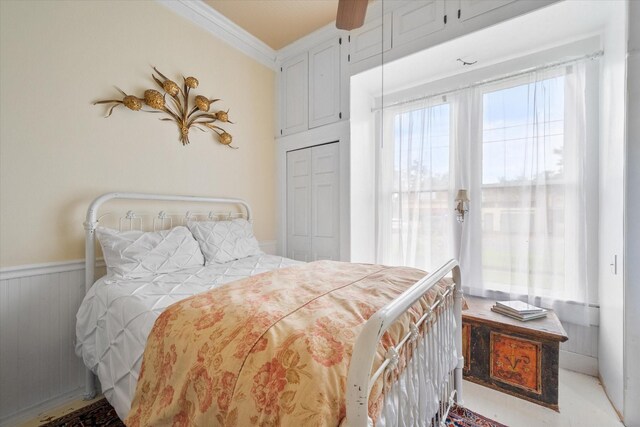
[125, 260, 449, 427]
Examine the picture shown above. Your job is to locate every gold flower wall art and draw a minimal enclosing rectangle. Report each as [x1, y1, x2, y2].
[94, 67, 236, 148]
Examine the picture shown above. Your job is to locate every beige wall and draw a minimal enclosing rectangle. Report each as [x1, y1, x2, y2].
[0, 0, 276, 267]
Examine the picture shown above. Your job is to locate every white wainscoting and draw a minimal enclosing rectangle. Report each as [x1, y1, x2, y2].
[0, 240, 277, 426]
[560, 321, 599, 376]
[0, 264, 88, 426]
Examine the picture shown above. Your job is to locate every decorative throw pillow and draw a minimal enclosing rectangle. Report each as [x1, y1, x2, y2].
[96, 226, 205, 279]
[187, 219, 263, 264]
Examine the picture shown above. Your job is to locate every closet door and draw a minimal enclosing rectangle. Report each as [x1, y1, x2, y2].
[286, 143, 340, 262]
[311, 143, 340, 260]
[286, 148, 312, 261]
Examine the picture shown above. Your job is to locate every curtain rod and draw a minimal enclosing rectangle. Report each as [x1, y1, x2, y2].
[372, 50, 604, 112]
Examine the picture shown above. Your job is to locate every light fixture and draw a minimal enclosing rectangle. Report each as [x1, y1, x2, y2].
[455, 189, 470, 223]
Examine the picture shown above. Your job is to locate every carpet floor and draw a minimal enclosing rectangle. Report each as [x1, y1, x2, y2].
[40, 398, 507, 426]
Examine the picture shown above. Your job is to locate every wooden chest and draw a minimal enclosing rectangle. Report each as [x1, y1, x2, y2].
[462, 296, 568, 410]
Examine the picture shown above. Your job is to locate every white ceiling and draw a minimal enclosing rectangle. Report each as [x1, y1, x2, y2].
[355, 0, 613, 98]
[203, 0, 339, 50]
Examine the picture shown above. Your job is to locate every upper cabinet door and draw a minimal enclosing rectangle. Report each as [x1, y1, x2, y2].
[280, 52, 308, 136]
[349, 13, 392, 64]
[309, 38, 341, 129]
[392, 0, 445, 47]
[459, 0, 516, 21]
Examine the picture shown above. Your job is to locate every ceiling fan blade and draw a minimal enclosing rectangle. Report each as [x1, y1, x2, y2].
[336, 0, 368, 31]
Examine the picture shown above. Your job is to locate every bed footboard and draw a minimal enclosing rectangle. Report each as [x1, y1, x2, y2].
[343, 259, 463, 427]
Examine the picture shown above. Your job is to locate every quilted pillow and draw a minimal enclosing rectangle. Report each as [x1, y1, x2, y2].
[96, 226, 205, 279]
[187, 219, 263, 264]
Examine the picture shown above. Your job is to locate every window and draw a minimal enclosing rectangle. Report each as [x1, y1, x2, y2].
[379, 102, 452, 271]
[481, 76, 567, 294]
[481, 76, 565, 185]
[377, 62, 594, 309]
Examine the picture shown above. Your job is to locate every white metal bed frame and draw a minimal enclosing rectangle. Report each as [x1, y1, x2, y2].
[82, 192, 463, 427]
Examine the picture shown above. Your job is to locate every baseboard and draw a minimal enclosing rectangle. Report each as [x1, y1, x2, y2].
[0, 387, 84, 427]
[599, 374, 625, 423]
[560, 350, 598, 377]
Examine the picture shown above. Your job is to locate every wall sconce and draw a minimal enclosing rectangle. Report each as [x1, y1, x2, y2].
[455, 189, 470, 223]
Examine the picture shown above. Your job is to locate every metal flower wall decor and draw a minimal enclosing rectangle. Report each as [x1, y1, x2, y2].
[94, 67, 236, 148]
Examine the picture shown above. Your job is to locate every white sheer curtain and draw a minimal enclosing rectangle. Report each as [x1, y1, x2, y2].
[377, 97, 455, 272]
[377, 61, 595, 325]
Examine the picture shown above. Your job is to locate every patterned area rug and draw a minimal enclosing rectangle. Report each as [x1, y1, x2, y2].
[445, 404, 508, 427]
[40, 398, 506, 426]
[40, 399, 124, 427]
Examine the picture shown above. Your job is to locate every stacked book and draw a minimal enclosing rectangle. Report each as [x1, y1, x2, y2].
[491, 300, 548, 321]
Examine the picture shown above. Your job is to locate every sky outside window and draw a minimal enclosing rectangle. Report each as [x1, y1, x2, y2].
[482, 76, 565, 185]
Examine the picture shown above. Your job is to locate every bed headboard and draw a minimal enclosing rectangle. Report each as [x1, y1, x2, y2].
[83, 192, 253, 293]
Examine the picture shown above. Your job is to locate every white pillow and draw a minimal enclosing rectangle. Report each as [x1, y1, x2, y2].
[187, 219, 263, 264]
[96, 226, 205, 279]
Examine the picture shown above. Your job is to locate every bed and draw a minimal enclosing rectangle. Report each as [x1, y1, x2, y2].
[75, 192, 464, 426]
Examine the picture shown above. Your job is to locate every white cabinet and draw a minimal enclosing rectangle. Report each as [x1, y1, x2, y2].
[309, 38, 341, 129]
[280, 38, 342, 135]
[349, 1, 448, 64]
[459, 0, 516, 21]
[348, 13, 392, 64]
[280, 53, 308, 136]
[392, 0, 445, 46]
[278, 0, 546, 136]
[286, 143, 340, 261]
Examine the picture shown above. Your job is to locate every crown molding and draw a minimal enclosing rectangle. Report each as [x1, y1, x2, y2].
[156, 0, 278, 70]
[155, 0, 399, 68]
